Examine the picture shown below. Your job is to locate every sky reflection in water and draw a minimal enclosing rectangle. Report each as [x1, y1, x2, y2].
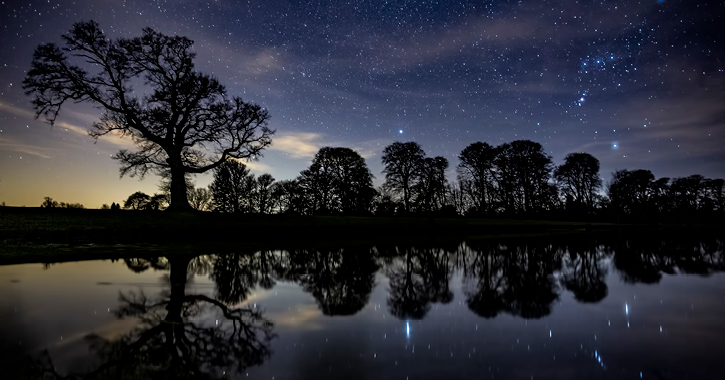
[0, 235, 723, 379]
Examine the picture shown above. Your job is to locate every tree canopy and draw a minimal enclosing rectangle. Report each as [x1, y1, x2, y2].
[23, 21, 274, 211]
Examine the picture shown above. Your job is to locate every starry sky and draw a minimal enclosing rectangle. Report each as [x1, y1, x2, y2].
[1, 0, 723, 207]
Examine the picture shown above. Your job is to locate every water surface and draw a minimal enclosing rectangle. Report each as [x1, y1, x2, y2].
[1, 235, 723, 379]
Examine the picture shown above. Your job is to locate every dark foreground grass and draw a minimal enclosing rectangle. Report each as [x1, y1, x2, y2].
[1, 207, 719, 265]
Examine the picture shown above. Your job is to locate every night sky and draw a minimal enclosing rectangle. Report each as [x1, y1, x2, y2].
[1, 0, 723, 208]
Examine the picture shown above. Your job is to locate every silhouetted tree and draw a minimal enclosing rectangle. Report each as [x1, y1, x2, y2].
[298, 147, 375, 214]
[670, 174, 707, 221]
[413, 156, 449, 212]
[23, 21, 274, 211]
[270, 179, 305, 214]
[371, 186, 399, 216]
[705, 178, 725, 213]
[555, 152, 601, 212]
[210, 159, 255, 213]
[444, 181, 472, 216]
[41, 196, 58, 208]
[650, 177, 672, 215]
[495, 140, 555, 214]
[457, 142, 498, 214]
[254, 173, 276, 214]
[606, 169, 655, 220]
[381, 142, 425, 213]
[188, 186, 213, 211]
[123, 191, 151, 210]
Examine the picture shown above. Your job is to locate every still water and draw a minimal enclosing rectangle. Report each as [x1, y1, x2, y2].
[1, 235, 723, 379]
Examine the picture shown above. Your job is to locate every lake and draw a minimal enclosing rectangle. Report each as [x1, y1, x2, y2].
[1, 234, 723, 379]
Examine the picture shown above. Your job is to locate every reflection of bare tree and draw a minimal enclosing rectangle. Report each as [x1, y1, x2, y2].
[561, 242, 609, 303]
[382, 245, 455, 320]
[39, 255, 274, 379]
[285, 247, 378, 316]
[210, 250, 284, 305]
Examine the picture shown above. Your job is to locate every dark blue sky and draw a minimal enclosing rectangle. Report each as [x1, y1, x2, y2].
[1, 0, 723, 207]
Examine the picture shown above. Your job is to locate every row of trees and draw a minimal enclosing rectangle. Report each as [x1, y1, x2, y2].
[165, 140, 721, 223]
[41, 196, 84, 209]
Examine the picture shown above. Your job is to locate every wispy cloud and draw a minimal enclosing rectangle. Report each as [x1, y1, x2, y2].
[229, 157, 274, 174]
[269, 131, 324, 158]
[0, 136, 55, 159]
[372, 15, 550, 70]
[0, 102, 136, 149]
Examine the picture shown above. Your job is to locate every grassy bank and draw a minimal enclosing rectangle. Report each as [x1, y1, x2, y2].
[1, 207, 720, 265]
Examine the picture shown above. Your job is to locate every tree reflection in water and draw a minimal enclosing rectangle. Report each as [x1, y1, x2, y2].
[33, 234, 725, 377]
[461, 241, 561, 319]
[380, 243, 456, 320]
[560, 240, 610, 303]
[282, 247, 379, 316]
[461, 241, 507, 318]
[39, 255, 274, 379]
[610, 235, 724, 284]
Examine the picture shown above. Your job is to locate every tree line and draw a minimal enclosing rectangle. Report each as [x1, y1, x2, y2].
[109, 139, 722, 224]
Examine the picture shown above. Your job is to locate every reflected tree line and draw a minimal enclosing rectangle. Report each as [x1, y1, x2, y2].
[36, 236, 723, 378]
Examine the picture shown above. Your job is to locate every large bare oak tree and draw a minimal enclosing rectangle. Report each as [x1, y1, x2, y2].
[23, 21, 274, 211]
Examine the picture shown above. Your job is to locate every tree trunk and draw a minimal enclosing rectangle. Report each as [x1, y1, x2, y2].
[168, 164, 193, 211]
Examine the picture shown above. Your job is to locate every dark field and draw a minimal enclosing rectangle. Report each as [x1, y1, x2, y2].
[2, 207, 722, 265]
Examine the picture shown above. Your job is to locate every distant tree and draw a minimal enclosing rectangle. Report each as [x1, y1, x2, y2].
[41, 196, 58, 208]
[413, 156, 449, 212]
[495, 140, 554, 213]
[554, 152, 601, 212]
[123, 191, 151, 210]
[23, 21, 274, 211]
[704, 178, 725, 213]
[254, 173, 276, 214]
[59, 202, 85, 209]
[650, 177, 672, 214]
[671, 175, 706, 211]
[381, 142, 425, 213]
[445, 181, 471, 216]
[298, 147, 375, 214]
[146, 193, 168, 211]
[371, 186, 399, 216]
[188, 186, 213, 211]
[270, 179, 305, 214]
[100, 203, 110, 210]
[457, 142, 498, 214]
[606, 169, 655, 219]
[210, 159, 255, 213]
